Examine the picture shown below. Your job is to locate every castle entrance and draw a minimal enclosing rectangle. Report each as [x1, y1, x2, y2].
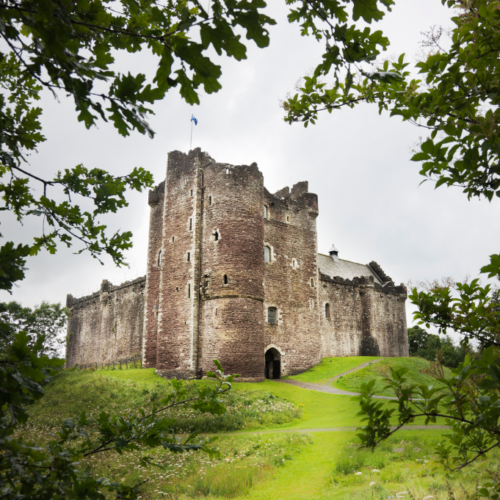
[265, 348, 281, 379]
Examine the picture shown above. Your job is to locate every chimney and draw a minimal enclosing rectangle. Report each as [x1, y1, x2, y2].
[329, 244, 339, 262]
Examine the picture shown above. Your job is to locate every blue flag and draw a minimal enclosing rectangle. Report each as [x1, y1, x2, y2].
[191, 115, 198, 126]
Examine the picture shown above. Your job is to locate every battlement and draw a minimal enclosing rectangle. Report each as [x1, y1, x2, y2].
[66, 276, 146, 308]
[319, 272, 406, 296]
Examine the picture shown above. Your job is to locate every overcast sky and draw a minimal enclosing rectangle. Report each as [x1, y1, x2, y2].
[2, 0, 499, 333]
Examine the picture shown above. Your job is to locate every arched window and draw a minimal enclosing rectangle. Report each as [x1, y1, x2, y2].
[325, 303, 330, 319]
[264, 205, 268, 219]
[268, 307, 277, 325]
[157, 250, 161, 267]
[264, 246, 271, 263]
[291, 258, 297, 270]
[223, 274, 228, 285]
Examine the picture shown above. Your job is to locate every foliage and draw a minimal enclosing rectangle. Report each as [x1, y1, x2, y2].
[408, 325, 467, 368]
[0, 0, 275, 292]
[22, 369, 302, 436]
[355, 347, 500, 499]
[284, 0, 500, 202]
[0, 313, 238, 500]
[0, 300, 68, 357]
[334, 357, 451, 397]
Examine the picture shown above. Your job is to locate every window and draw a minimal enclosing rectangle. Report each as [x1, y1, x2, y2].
[189, 218, 192, 230]
[187, 284, 191, 298]
[214, 230, 219, 241]
[190, 189, 193, 196]
[226, 168, 229, 174]
[310, 278, 314, 287]
[286, 215, 290, 223]
[187, 252, 191, 262]
[223, 274, 228, 285]
[309, 299, 314, 309]
[209, 195, 212, 205]
[268, 307, 277, 325]
[264, 205, 268, 219]
[264, 246, 271, 262]
[292, 258, 297, 270]
[172, 236, 175, 243]
[325, 303, 330, 319]
[157, 250, 161, 267]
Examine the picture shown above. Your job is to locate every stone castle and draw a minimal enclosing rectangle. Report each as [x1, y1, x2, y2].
[66, 149, 409, 381]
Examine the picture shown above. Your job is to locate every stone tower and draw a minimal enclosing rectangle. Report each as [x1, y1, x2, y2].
[142, 149, 267, 380]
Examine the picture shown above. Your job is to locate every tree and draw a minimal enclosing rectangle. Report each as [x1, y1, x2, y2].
[0, 0, 276, 292]
[0, 315, 236, 499]
[284, 0, 500, 202]
[280, 0, 500, 493]
[0, 301, 68, 358]
[408, 325, 467, 368]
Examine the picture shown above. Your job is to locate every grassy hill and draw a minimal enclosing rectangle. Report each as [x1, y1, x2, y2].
[285, 356, 381, 384]
[333, 356, 452, 396]
[19, 359, 498, 500]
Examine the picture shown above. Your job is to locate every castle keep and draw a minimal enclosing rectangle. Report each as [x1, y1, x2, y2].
[66, 149, 409, 381]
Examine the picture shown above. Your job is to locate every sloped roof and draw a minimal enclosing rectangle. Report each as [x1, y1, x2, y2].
[317, 254, 382, 284]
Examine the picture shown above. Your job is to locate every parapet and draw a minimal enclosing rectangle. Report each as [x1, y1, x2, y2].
[67, 276, 146, 308]
[148, 181, 165, 206]
[319, 272, 406, 296]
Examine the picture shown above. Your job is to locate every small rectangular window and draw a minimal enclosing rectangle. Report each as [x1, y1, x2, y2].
[187, 283, 191, 298]
[190, 189, 193, 196]
[187, 252, 190, 262]
[264, 205, 268, 219]
[189, 218, 192, 230]
[268, 307, 277, 325]
[264, 246, 271, 263]
[209, 195, 212, 205]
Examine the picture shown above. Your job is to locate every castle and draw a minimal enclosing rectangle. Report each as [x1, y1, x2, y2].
[66, 149, 409, 381]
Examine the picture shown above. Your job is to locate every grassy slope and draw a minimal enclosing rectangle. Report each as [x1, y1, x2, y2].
[334, 357, 452, 397]
[28, 360, 493, 500]
[285, 356, 381, 384]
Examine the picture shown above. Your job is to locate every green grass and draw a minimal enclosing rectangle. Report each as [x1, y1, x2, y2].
[285, 356, 381, 384]
[24, 369, 302, 435]
[22, 360, 493, 500]
[334, 357, 452, 397]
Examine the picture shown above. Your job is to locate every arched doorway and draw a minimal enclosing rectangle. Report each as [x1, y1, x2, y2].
[265, 348, 281, 379]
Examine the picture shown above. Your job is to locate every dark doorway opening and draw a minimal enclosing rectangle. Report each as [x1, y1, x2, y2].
[265, 348, 281, 379]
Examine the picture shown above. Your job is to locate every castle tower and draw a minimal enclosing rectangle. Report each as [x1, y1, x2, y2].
[198, 161, 265, 380]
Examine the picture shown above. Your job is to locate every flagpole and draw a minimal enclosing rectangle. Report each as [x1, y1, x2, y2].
[190, 118, 193, 151]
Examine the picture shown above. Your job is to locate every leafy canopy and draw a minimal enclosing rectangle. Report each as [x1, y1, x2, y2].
[284, 0, 500, 201]
[0, 0, 275, 292]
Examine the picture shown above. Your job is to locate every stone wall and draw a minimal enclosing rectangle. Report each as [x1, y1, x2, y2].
[142, 181, 165, 368]
[66, 277, 146, 368]
[318, 274, 408, 358]
[262, 184, 322, 376]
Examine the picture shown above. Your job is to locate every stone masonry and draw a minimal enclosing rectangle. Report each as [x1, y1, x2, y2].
[66, 149, 409, 379]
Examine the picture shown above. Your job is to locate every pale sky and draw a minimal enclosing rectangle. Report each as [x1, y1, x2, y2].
[2, 1, 499, 333]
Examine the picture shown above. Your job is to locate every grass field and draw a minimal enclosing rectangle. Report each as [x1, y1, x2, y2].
[21, 357, 499, 499]
[285, 356, 381, 384]
[333, 357, 452, 397]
